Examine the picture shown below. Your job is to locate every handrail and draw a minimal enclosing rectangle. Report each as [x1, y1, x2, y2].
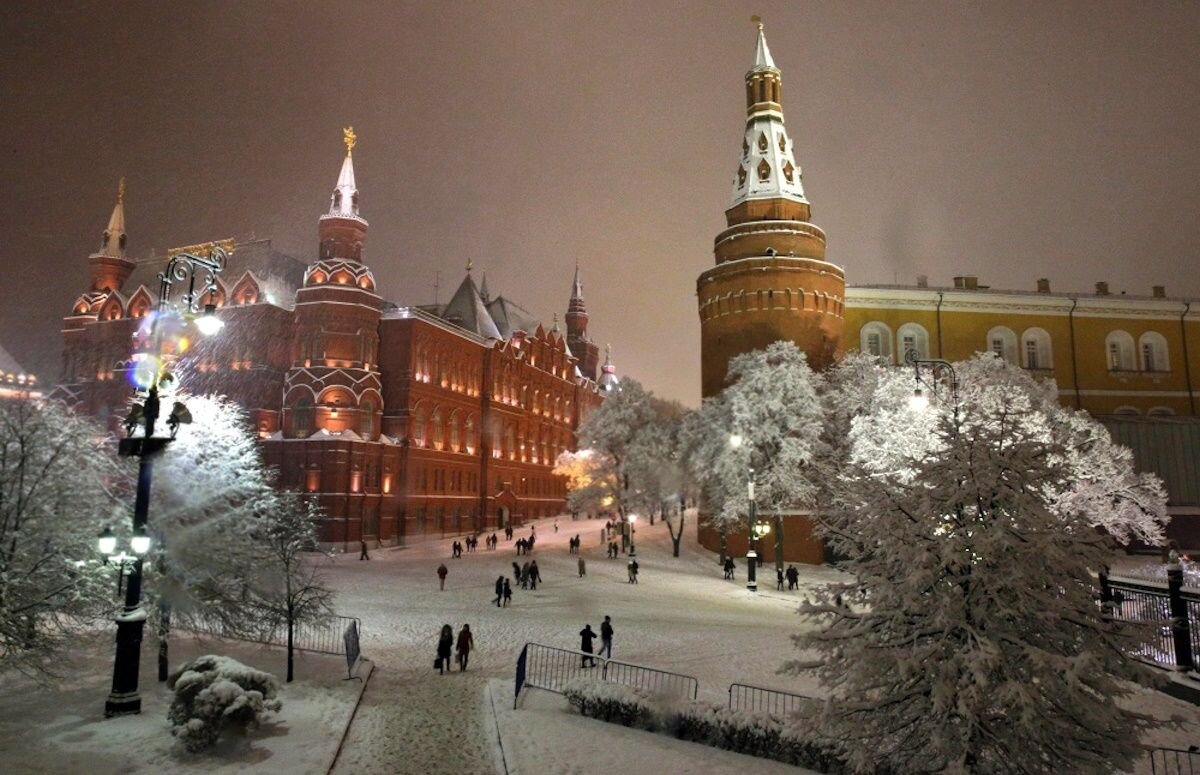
[1149, 745, 1200, 775]
[514, 642, 699, 707]
[728, 682, 811, 716]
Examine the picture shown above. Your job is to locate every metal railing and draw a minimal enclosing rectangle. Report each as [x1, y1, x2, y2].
[1103, 569, 1198, 671]
[728, 682, 810, 716]
[1150, 746, 1200, 775]
[184, 614, 363, 657]
[514, 642, 698, 708]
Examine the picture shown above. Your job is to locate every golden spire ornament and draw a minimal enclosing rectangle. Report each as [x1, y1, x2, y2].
[466, 257, 473, 272]
[343, 126, 357, 156]
[751, 14, 763, 31]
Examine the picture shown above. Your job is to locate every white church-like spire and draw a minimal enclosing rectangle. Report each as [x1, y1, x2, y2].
[752, 17, 775, 70]
[97, 178, 127, 257]
[326, 126, 362, 220]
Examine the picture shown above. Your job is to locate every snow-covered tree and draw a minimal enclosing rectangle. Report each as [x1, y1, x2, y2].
[553, 449, 617, 517]
[243, 490, 334, 683]
[625, 398, 688, 526]
[686, 342, 825, 564]
[575, 378, 659, 520]
[793, 353, 1167, 774]
[0, 399, 129, 675]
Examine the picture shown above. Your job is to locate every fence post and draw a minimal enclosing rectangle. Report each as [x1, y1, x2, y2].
[515, 645, 528, 708]
[1098, 567, 1114, 621]
[1167, 556, 1194, 671]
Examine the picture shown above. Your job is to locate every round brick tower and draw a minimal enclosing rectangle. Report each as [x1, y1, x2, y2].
[697, 22, 845, 399]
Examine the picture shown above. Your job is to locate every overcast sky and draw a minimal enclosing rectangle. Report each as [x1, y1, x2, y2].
[2, 0, 1197, 406]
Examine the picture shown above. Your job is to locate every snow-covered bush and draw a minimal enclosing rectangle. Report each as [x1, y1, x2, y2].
[167, 654, 282, 752]
[561, 678, 849, 771]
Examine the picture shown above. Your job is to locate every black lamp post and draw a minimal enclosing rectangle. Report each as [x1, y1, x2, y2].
[730, 434, 769, 592]
[104, 243, 226, 718]
[904, 350, 960, 420]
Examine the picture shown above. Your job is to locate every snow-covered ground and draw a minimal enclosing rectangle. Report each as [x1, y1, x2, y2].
[2, 514, 1196, 774]
[0, 635, 359, 774]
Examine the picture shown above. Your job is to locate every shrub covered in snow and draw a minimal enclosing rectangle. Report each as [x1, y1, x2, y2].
[560, 678, 850, 772]
[167, 654, 282, 752]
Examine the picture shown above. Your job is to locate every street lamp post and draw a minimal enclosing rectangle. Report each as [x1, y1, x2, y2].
[104, 243, 227, 718]
[904, 350, 960, 420]
[628, 514, 637, 557]
[730, 434, 770, 592]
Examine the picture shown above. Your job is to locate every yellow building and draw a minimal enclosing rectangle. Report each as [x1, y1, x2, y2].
[845, 277, 1199, 418]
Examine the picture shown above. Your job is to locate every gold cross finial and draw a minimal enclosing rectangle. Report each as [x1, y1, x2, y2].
[117, 177, 126, 203]
[343, 126, 357, 156]
[466, 257, 473, 272]
[751, 14, 763, 31]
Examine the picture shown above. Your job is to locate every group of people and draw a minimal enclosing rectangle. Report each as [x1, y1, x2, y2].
[777, 565, 801, 590]
[493, 576, 512, 607]
[515, 533, 537, 555]
[435, 623, 474, 673]
[579, 615, 615, 667]
[605, 541, 621, 559]
[567, 535, 582, 554]
[511, 559, 543, 590]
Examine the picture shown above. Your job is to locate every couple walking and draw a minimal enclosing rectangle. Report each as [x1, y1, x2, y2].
[579, 616, 614, 667]
[436, 624, 474, 674]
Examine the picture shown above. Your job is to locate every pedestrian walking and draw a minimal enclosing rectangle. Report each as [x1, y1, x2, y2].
[436, 624, 453, 675]
[578, 556, 586, 577]
[554, 519, 559, 533]
[456, 624, 474, 672]
[627, 559, 639, 584]
[529, 560, 542, 590]
[777, 567, 785, 591]
[494, 576, 505, 607]
[724, 557, 735, 580]
[579, 624, 597, 667]
[502, 578, 512, 606]
[490, 532, 498, 550]
[520, 561, 530, 589]
[599, 615, 614, 659]
[437, 563, 448, 590]
[512, 561, 521, 585]
[600, 528, 606, 546]
[359, 539, 370, 561]
[786, 564, 799, 590]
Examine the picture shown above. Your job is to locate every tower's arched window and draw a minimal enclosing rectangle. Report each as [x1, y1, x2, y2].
[413, 405, 427, 447]
[860, 322, 894, 362]
[505, 426, 516, 461]
[431, 411, 444, 449]
[986, 327, 1018, 365]
[294, 398, 314, 438]
[1139, 332, 1169, 373]
[1106, 331, 1136, 372]
[465, 415, 476, 454]
[359, 400, 374, 439]
[449, 412, 461, 452]
[1021, 328, 1053, 371]
[896, 323, 930, 361]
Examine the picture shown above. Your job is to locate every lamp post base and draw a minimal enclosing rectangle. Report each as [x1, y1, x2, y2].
[105, 691, 142, 718]
[746, 549, 757, 592]
[105, 604, 148, 719]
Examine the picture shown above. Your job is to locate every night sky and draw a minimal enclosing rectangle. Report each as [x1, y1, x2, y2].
[2, 0, 1197, 406]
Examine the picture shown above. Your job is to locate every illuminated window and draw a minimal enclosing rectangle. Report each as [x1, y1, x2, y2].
[359, 400, 374, 438]
[294, 399, 314, 438]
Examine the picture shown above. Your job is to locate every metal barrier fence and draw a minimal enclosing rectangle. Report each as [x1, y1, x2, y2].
[1150, 746, 1200, 775]
[727, 682, 810, 716]
[514, 643, 698, 708]
[185, 614, 363, 657]
[1102, 569, 1197, 671]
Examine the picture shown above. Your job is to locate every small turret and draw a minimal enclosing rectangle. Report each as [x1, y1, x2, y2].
[598, 344, 619, 394]
[565, 265, 600, 381]
[319, 127, 368, 262]
[87, 179, 136, 292]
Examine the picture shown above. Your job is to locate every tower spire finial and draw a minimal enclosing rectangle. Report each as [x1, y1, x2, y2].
[466, 257, 473, 272]
[343, 126, 356, 157]
[117, 177, 126, 203]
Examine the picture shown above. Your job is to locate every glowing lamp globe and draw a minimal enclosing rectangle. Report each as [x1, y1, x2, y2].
[909, 388, 929, 412]
[97, 527, 117, 557]
[194, 304, 224, 336]
[729, 433, 744, 449]
[130, 526, 151, 555]
[131, 356, 161, 390]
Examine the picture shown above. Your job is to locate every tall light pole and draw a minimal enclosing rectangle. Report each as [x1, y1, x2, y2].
[627, 513, 637, 557]
[904, 350, 960, 421]
[730, 434, 769, 592]
[105, 242, 227, 718]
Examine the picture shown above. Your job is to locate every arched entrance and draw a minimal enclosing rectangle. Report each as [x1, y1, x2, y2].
[497, 506, 510, 529]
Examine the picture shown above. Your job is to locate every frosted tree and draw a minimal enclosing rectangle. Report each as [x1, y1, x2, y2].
[553, 449, 617, 517]
[793, 353, 1168, 774]
[0, 399, 129, 676]
[243, 490, 334, 682]
[687, 342, 825, 565]
[625, 398, 688, 526]
[575, 378, 659, 520]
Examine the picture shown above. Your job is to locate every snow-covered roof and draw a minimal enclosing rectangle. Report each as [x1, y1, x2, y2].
[487, 296, 541, 339]
[442, 274, 502, 340]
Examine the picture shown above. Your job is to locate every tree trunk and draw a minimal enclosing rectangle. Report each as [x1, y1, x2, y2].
[287, 611, 295, 683]
[719, 525, 727, 566]
[774, 513, 784, 575]
[158, 601, 170, 682]
[669, 512, 684, 557]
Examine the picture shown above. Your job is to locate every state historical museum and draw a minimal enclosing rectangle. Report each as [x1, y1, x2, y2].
[58, 132, 616, 549]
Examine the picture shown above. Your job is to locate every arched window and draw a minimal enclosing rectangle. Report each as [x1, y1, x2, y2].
[359, 400, 374, 439]
[413, 405, 427, 447]
[465, 416, 476, 454]
[1113, 406, 1140, 416]
[986, 327, 1018, 365]
[505, 426, 516, 460]
[432, 411, 444, 449]
[859, 322, 894, 362]
[1139, 332, 1169, 373]
[896, 323, 929, 361]
[1105, 331, 1136, 372]
[294, 398, 314, 438]
[449, 412, 461, 452]
[1021, 328, 1053, 370]
[1148, 406, 1175, 417]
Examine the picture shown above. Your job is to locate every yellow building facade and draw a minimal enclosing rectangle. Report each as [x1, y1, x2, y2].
[845, 278, 1199, 418]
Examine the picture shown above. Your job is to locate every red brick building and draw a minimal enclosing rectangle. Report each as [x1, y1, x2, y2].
[58, 135, 610, 548]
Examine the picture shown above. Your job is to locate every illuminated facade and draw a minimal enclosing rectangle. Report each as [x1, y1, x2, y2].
[58, 134, 607, 548]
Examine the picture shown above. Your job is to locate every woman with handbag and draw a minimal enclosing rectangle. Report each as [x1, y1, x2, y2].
[436, 624, 453, 674]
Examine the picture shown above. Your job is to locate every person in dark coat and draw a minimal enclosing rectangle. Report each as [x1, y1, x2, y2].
[494, 576, 505, 607]
[599, 615, 614, 659]
[724, 557, 735, 580]
[512, 561, 521, 585]
[578, 556, 586, 577]
[579, 624, 597, 667]
[437, 624, 453, 674]
[437, 563, 448, 590]
[455, 624, 474, 671]
[502, 578, 513, 606]
[359, 539, 370, 561]
[786, 565, 799, 590]
[529, 560, 542, 589]
[776, 567, 785, 590]
[627, 559, 639, 584]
